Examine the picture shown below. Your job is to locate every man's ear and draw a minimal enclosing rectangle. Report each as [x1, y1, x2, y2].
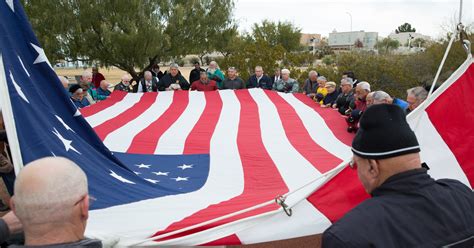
[367, 159, 380, 178]
[81, 195, 89, 221]
[10, 197, 16, 214]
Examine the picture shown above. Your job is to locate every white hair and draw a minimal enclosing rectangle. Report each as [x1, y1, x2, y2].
[14, 157, 88, 225]
[308, 70, 318, 77]
[209, 61, 218, 68]
[169, 63, 179, 69]
[372, 90, 392, 104]
[58, 76, 69, 88]
[407, 86, 428, 102]
[255, 66, 263, 71]
[121, 74, 131, 81]
[357, 81, 371, 92]
[144, 71, 152, 77]
[341, 77, 353, 86]
[281, 69, 290, 75]
[81, 71, 92, 78]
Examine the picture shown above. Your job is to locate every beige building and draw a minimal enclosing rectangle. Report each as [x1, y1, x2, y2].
[300, 33, 322, 52]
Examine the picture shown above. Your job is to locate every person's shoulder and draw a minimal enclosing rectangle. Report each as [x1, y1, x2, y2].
[436, 178, 473, 195]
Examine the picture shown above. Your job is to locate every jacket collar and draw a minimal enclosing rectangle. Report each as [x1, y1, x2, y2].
[371, 168, 435, 197]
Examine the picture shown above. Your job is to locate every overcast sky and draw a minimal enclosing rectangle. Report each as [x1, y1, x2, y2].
[234, 0, 473, 39]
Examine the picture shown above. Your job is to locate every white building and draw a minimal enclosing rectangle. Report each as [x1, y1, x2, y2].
[388, 32, 431, 47]
[328, 30, 378, 51]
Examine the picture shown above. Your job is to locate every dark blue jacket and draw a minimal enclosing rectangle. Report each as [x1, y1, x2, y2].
[302, 79, 318, 94]
[246, 74, 272, 90]
[322, 91, 339, 106]
[322, 168, 474, 248]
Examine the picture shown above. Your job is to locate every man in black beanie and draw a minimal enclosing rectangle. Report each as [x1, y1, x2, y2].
[322, 104, 474, 248]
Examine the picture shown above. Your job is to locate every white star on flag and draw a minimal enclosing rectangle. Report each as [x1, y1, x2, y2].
[172, 177, 189, 182]
[177, 164, 193, 170]
[6, 0, 14, 12]
[152, 171, 169, 176]
[55, 115, 75, 133]
[17, 56, 30, 77]
[145, 178, 160, 184]
[30, 43, 52, 69]
[52, 128, 80, 154]
[9, 71, 29, 103]
[135, 163, 151, 169]
[109, 170, 135, 184]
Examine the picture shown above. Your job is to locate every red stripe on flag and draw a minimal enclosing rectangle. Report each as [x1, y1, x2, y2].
[426, 62, 474, 186]
[307, 167, 369, 222]
[127, 91, 189, 154]
[151, 90, 288, 240]
[293, 93, 354, 146]
[81, 90, 127, 117]
[183, 91, 223, 154]
[92, 93, 158, 141]
[264, 90, 343, 173]
[201, 234, 242, 246]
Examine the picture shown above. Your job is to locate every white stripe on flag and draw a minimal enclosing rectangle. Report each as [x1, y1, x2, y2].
[155, 91, 206, 154]
[278, 92, 352, 160]
[103, 92, 174, 152]
[236, 199, 331, 244]
[85, 93, 143, 128]
[409, 111, 471, 187]
[249, 89, 322, 189]
[87, 90, 245, 242]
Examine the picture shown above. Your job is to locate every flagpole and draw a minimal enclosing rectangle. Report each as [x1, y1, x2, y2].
[0, 54, 25, 175]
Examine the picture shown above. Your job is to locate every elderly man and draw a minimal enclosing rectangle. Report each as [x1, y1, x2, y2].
[91, 66, 106, 89]
[69, 84, 89, 109]
[190, 71, 218, 91]
[11, 157, 102, 247]
[273, 69, 299, 93]
[406, 86, 428, 114]
[222, 67, 245, 90]
[189, 62, 205, 84]
[58, 76, 69, 90]
[342, 71, 359, 87]
[321, 81, 338, 107]
[206, 61, 225, 89]
[114, 74, 134, 92]
[96, 80, 111, 99]
[333, 78, 355, 115]
[158, 64, 189, 91]
[302, 70, 319, 97]
[246, 66, 272, 89]
[371, 90, 409, 110]
[136, 71, 159, 92]
[322, 104, 474, 247]
[79, 71, 99, 105]
[345, 81, 371, 133]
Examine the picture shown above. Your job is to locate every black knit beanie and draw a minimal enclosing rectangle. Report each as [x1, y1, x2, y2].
[351, 104, 420, 159]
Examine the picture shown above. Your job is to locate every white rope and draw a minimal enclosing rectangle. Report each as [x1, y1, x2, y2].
[0, 54, 24, 175]
[128, 160, 350, 246]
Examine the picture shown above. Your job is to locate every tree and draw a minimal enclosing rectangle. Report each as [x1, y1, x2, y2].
[395, 23, 416, 34]
[250, 20, 303, 52]
[376, 38, 400, 54]
[23, 0, 235, 82]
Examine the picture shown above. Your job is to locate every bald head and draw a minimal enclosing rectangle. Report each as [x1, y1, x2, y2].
[13, 157, 88, 225]
[80, 71, 92, 84]
[58, 76, 69, 89]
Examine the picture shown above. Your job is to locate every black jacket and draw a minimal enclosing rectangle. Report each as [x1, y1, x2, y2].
[246, 74, 272, 90]
[134, 78, 159, 92]
[158, 73, 189, 91]
[335, 91, 355, 115]
[322, 168, 474, 248]
[189, 68, 205, 85]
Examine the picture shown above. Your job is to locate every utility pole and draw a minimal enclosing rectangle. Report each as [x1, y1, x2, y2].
[346, 12, 353, 51]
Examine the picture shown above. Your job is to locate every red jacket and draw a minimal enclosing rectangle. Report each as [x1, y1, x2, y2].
[190, 80, 218, 91]
[92, 72, 105, 89]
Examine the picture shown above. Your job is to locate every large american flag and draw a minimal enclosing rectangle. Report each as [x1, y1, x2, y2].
[1, 0, 473, 246]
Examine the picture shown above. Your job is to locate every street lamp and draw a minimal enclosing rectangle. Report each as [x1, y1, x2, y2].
[346, 12, 353, 51]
